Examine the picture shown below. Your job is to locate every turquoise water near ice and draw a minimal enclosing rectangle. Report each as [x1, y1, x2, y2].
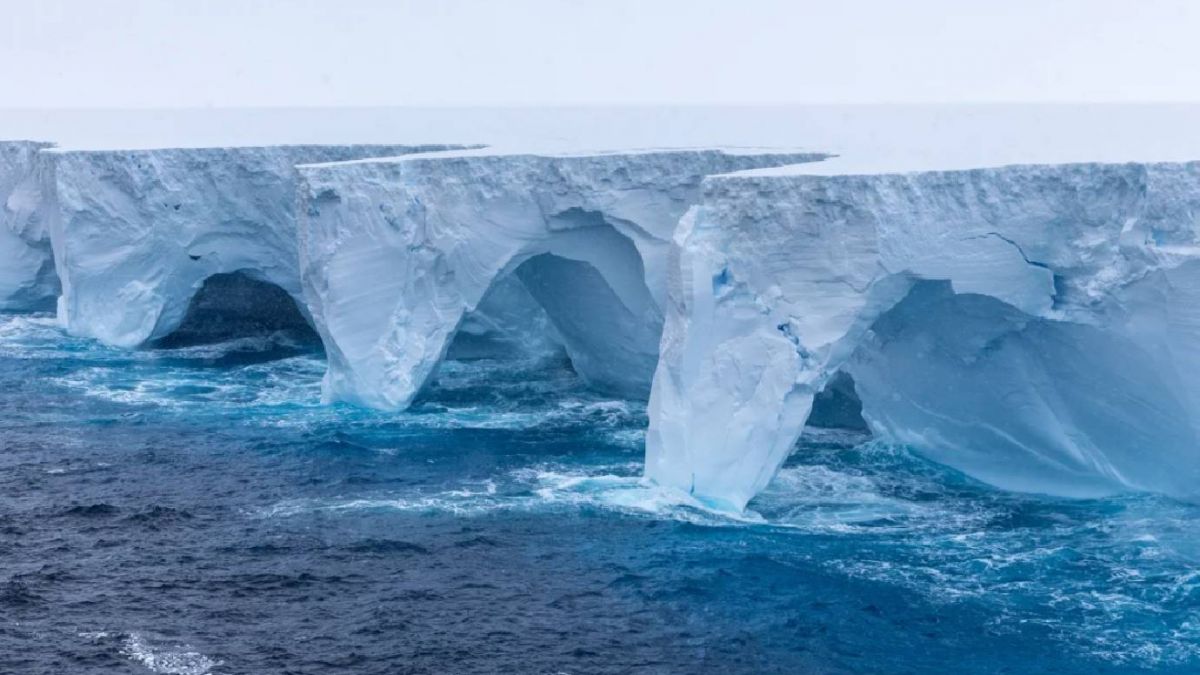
[1, 312, 1198, 674]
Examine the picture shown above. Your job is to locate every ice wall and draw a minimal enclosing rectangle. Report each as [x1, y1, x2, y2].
[43, 144, 464, 347]
[0, 140, 57, 310]
[647, 161, 1200, 510]
[297, 149, 825, 410]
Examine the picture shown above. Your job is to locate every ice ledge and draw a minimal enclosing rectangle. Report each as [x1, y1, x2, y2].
[715, 151, 1200, 177]
[297, 145, 824, 169]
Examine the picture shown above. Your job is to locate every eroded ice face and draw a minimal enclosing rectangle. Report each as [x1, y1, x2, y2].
[295, 148, 823, 412]
[648, 161, 1200, 510]
[0, 140, 58, 311]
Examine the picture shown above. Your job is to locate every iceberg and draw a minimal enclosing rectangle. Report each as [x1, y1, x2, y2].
[296, 149, 825, 409]
[42, 144, 465, 347]
[24, 125, 1199, 512]
[0, 140, 57, 310]
[647, 159, 1200, 510]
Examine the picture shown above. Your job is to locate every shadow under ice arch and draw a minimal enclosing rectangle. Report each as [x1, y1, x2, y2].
[297, 149, 824, 410]
[511, 230, 662, 397]
[150, 270, 320, 349]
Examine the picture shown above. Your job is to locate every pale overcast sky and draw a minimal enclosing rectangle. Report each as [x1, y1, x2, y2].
[2, 0, 1198, 108]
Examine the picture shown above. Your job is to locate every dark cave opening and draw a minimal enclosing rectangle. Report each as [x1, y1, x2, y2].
[151, 272, 321, 353]
[806, 370, 869, 432]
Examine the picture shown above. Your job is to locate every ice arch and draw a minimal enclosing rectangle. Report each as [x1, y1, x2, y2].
[647, 159, 1200, 510]
[42, 144, 466, 347]
[297, 149, 824, 410]
[843, 280, 1198, 499]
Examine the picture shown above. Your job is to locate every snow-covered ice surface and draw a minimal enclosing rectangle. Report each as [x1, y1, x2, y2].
[648, 160, 1200, 510]
[296, 148, 823, 410]
[5, 104, 1200, 164]
[42, 144, 466, 347]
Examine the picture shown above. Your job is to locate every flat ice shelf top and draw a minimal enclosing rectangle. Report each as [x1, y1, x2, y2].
[6, 104, 1200, 162]
[719, 153, 1200, 180]
[295, 145, 825, 169]
[717, 154, 1020, 178]
[40, 142, 479, 156]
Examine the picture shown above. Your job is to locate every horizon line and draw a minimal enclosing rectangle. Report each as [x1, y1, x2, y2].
[4, 101, 1200, 112]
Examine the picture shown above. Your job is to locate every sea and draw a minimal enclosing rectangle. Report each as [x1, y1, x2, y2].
[1, 311, 1197, 674]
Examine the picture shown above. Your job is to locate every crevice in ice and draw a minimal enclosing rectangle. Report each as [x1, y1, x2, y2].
[1051, 273, 1069, 310]
[151, 272, 320, 351]
[962, 231, 1053, 272]
[775, 320, 814, 367]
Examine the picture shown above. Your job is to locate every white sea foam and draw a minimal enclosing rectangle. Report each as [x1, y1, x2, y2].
[258, 461, 765, 526]
[252, 446, 1200, 665]
[119, 633, 225, 675]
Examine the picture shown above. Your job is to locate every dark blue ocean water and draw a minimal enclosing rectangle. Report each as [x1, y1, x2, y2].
[1, 312, 1198, 674]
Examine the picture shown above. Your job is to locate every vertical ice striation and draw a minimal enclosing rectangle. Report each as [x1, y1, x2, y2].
[647, 160, 1200, 510]
[0, 141, 57, 310]
[297, 149, 825, 410]
[42, 144, 465, 347]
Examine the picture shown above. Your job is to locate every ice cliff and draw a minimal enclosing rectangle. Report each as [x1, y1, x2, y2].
[0, 141, 57, 310]
[296, 149, 824, 410]
[647, 160, 1200, 510]
[15, 131, 1200, 512]
[42, 144, 463, 347]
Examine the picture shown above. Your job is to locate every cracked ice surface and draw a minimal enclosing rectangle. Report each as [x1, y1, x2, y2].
[648, 160, 1200, 510]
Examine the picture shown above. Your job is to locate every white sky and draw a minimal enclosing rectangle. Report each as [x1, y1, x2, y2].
[2, 0, 1199, 108]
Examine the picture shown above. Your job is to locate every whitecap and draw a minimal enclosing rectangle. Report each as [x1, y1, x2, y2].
[119, 633, 225, 675]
